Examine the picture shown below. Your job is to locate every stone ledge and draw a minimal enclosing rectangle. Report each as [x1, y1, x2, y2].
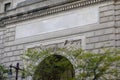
[0, 0, 112, 26]
[3, 21, 114, 47]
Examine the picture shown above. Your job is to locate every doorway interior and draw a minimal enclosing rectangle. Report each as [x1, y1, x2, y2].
[33, 55, 75, 80]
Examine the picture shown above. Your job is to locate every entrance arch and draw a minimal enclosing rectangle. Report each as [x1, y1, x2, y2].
[33, 55, 75, 80]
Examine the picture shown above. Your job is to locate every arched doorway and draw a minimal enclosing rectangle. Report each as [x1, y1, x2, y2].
[33, 55, 75, 80]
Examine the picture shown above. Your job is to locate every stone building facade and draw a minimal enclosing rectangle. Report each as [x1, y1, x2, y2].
[0, 0, 120, 79]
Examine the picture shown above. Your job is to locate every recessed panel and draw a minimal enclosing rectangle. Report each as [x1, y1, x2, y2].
[16, 5, 99, 39]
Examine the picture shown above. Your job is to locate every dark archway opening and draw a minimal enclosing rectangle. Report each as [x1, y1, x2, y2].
[33, 55, 75, 80]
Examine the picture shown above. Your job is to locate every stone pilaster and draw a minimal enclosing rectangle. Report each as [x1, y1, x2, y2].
[86, 1, 116, 52]
[115, 0, 120, 47]
[0, 29, 4, 64]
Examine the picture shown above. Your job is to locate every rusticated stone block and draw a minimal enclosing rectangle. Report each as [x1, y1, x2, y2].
[100, 10, 114, 18]
[100, 16, 114, 23]
[100, 4, 114, 12]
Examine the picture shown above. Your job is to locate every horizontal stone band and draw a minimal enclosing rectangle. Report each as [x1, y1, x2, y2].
[0, 0, 111, 26]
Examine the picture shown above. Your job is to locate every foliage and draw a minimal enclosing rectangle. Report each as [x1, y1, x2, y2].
[22, 47, 120, 80]
[22, 48, 75, 80]
[0, 64, 8, 80]
[21, 48, 53, 76]
[61, 48, 120, 80]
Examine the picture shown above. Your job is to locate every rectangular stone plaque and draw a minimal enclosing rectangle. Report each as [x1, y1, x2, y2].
[15, 5, 99, 39]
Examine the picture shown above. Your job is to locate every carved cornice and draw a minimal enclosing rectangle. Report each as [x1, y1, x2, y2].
[0, 0, 111, 26]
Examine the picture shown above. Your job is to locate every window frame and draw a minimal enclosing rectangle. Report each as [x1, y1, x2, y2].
[4, 2, 11, 12]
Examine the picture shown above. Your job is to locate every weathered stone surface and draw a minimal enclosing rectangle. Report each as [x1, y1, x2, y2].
[4, 47, 11, 52]
[94, 41, 114, 48]
[104, 28, 115, 34]
[116, 15, 120, 20]
[17, 45, 24, 50]
[15, 5, 99, 39]
[115, 9, 120, 15]
[9, 27, 15, 32]
[99, 4, 114, 12]
[116, 40, 120, 47]
[100, 10, 114, 17]
[115, 4, 120, 10]
[9, 37, 15, 41]
[0, 0, 120, 77]
[7, 52, 13, 57]
[116, 21, 120, 27]
[11, 46, 17, 51]
[100, 16, 114, 23]
[0, 31, 3, 35]
[84, 32, 95, 38]
[86, 43, 94, 50]
[13, 50, 22, 56]
[116, 28, 120, 34]
[115, 34, 120, 40]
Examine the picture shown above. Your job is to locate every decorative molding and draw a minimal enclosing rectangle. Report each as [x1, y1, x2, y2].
[25, 36, 86, 50]
[0, 0, 111, 26]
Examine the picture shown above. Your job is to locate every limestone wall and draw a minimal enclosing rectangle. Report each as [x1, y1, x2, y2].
[0, 28, 4, 64]
[0, 1, 119, 75]
[0, 0, 25, 13]
[115, 0, 120, 48]
[0, 1, 117, 66]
